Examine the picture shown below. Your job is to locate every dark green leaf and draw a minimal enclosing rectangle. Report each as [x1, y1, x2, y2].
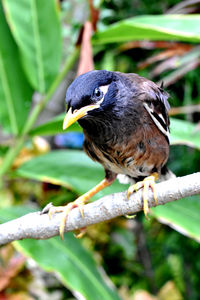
[16, 237, 121, 300]
[0, 2, 33, 135]
[152, 195, 200, 242]
[3, 0, 62, 93]
[0, 206, 121, 300]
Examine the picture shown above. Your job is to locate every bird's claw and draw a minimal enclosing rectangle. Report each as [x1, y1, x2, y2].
[74, 227, 87, 239]
[48, 196, 87, 240]
[127, 182, 142, 198]
[127, 173, 158, 218]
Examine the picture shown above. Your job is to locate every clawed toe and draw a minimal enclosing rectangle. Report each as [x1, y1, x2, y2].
[74, 227, 87, 239]
[47, 198, 86, 240]
[45, 178, 115, 240]
[127, 173, 158, 218]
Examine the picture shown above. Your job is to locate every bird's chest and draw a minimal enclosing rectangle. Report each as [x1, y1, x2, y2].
[82, 116, 169, 178]
[101, 145, 152, 177]
[100, 152, 142, 177]
[84, 135, 153, 178]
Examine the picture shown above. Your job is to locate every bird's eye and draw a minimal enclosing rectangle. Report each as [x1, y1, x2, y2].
[94, 87, 103, 100]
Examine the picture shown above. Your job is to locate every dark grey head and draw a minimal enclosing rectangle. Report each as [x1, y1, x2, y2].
[65, 70, 121, 113]
[63, 70, 124, 130]
[63, 70, 170, 133]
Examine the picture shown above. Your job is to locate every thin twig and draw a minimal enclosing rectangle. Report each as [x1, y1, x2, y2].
[0, 173, 199, 245]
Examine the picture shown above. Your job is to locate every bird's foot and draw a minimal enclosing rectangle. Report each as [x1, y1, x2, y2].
[127, 173, 158, 218]
[48, 195, 87, 240]
[45, 178, 115, 240]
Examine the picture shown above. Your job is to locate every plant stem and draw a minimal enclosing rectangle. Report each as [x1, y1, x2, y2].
[0, 47, 79, 178]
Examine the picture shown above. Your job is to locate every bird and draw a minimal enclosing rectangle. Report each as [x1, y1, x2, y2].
[48, 70, 172, 239]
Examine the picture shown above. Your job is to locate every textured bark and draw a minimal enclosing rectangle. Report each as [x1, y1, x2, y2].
[0, 172, 199, 245]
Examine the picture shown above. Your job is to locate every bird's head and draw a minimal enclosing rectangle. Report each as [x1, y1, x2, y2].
[63, 70, 119, 130]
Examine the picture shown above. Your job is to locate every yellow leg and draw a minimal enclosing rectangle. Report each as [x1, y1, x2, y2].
[127, 173, 158, 218]
[48, 178, 114, 240]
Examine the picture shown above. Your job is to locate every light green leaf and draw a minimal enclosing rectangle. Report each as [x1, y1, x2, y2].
[3, 0, 62, 93]
[30, 113, 82, 136]
[0, 205, 36, 221]
[0, 206, 121, 300]
[0, 2, 33, 135]
[16, 150, 128, 199]
[152, 195, 200, 242]
[170, 118, 200, 149]
[93, 15, 200, 44]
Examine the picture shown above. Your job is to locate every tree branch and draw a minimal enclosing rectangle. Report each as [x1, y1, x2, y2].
[0, 173, 200, 245]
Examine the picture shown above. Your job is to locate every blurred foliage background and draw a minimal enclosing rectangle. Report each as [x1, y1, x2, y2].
[0, 0, 200, 299]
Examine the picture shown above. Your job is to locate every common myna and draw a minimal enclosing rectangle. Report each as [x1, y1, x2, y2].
[49, 70, 172, 239]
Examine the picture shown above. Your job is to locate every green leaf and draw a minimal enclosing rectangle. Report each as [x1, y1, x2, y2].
[93, 15, 200, 44]
[30, 113, 82, 136]
[16, 237, 121, 300]
[0, 2, 33, 135]
[0, 206, 121, 300]
[170, 118, 200, 150]
[0, 205, 36, 222]
[3, 0, 62, 93]
[16, 150, 128, 199]
[152, 195, 200, 242]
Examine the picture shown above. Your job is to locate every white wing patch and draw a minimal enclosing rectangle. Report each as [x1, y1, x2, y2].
[143, 102, 170, 141]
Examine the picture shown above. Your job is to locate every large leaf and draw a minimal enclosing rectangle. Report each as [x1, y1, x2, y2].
[29, 113, 82, 136]
[2, 0, 62, 93]
[0, 2, 33, 135]
[0, 206, 121, 300]
[16, 150, 128, 199]
[170, 118, 200, 150]
[152, 195, 200, 242]
[93, 15, 200, 44]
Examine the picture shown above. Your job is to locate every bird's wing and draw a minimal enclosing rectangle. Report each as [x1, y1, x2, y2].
[121, 73, 170, 142]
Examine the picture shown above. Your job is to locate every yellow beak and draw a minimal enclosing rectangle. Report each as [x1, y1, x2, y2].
[63, 104, 101, 130]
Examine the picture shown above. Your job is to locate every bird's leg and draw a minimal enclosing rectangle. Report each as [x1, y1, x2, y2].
[48, 174, 116, 239]
[127, 172, 158, 218]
